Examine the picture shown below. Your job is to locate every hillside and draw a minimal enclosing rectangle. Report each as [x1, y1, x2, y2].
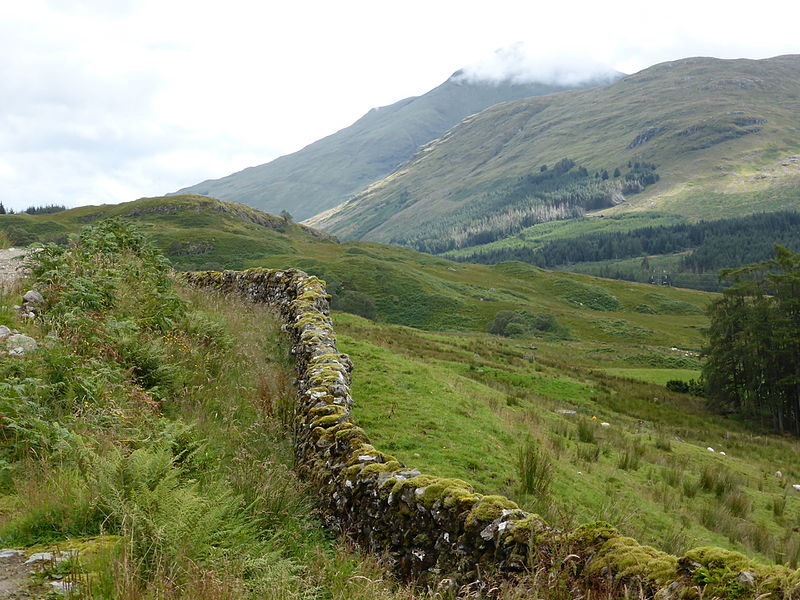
[171, 72, 619, 220]
[443, 211, 800, 291]
[0, 194, 713, 338]
[310, 55, 800, 248]
[0, 194, 337, 271]
[4, 198, 800, 575]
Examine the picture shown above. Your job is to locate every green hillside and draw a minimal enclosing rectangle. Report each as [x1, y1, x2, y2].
[444, 211, 800, 291]
[337, 312, 800, 566]
[0, 195, 336, 272]
[310, 55, 800, 247]
[172, 73, 617, 220]
[5, 196, 800, 572]
[0, 196, 712, 338]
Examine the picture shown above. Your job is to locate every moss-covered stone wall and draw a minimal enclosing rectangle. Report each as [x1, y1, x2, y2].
[185, 268, 800, 599]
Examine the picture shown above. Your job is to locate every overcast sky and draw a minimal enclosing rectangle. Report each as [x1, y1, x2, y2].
[2, 0, 799, 211]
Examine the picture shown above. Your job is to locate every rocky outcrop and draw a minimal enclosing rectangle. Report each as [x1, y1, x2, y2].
[185, 268, 800, 599]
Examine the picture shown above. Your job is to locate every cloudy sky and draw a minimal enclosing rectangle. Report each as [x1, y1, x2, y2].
[2, 0, 799, 211]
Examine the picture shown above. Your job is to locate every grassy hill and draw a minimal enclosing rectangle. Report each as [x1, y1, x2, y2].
[310, 55, 800, 248]
[172, 73, 618, 220]
[336, 312, 800, 566]
[0, 195, 336, 271]
[5, 196, 800, 569]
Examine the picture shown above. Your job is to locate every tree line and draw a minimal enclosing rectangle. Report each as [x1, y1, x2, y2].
[0, 203, 67, 215]
[703, 247, 800, 435]
[454, 211, 800, 280]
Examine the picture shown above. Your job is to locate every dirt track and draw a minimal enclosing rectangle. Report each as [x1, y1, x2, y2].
[0, 251, 32, 598]
[0, 248, 26, 289]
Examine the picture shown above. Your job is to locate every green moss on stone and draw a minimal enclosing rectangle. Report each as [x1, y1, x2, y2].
[308, 405, 339, 418]
[389, 475, 440, 498]
[506, 514, 550, 545]
[360, 461, 402, 476]
[682, 547, 751, 573]
[681, 547, 793, 595]
[567, 521, 619, 552]
[465, 495, 518, 528]
[418, 478, 474, 508]
[588, 536, 678, 586]
[310, 413, 346, 429]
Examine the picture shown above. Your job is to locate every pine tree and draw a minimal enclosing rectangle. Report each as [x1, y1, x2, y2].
[704, 247, 800, 434]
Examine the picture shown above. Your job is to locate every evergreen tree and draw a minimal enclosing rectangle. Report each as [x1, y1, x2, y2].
[703, 247, 800, 434]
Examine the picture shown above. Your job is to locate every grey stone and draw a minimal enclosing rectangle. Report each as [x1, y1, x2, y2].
[0, 549, 24, 559]
[23, 290, 44, 306]
[736, 571, 755, 588]
[555, 409, 576, 415]
[6, 333, 37, 355]
[49, 580, 78, 594]
[0, 326, 10, 338]
[24, 551, 55, 564]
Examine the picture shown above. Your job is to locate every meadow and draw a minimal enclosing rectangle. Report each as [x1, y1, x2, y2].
[2, 200, 799, 596]
[334, 311, 800, 566]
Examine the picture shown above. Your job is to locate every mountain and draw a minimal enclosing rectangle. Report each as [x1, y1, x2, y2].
[309, 55, 800, 249]
[170, 72, 620, 220]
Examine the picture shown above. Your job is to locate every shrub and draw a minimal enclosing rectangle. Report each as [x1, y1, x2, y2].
[517, 437, 553, 498]
[772, 494, 787, 518]
[699, 465, 740, 497]
[487, 311, 525, 336]
[576, 419, 596, 444]
[487, 310, 569, 338]
[553, 278, 620, 311]
[617, 448, 640, 471]
[331, 290, 377, 320]
[577, 443, 600, 463]
[666, 378, 705, 396]
[723, 489, 753, 518]
[617, 441, 645, 471]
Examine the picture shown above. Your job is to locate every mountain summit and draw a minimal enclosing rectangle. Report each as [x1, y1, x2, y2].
[171, 68, 620, 220]
[309, 55, 800, 247]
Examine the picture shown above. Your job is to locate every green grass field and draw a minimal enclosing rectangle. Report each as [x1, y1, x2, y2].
[600, 368, 701, 386]
[335, 311, 800, 566]
[3, 196, 799, 571]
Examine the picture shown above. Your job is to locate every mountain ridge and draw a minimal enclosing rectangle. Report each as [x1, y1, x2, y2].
[171, 71, 621, 220]
[309, 55, 800, 246]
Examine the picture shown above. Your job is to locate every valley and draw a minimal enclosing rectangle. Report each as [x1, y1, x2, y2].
[2, 53, 800, 598]
[2, 196, 799, 578]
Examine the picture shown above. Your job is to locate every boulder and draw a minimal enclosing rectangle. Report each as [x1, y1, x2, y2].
[6, 333, 37, 356]
[22, 290, 44, 306]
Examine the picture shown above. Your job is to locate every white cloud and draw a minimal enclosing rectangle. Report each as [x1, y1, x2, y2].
[456, 42, 620, 85]
[1, 0, 798, 212]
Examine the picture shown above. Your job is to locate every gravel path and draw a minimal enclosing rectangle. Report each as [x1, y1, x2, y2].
[0, 550, 44, 599]
[0, 248, 27, 290]
[0, 252, 35, 599]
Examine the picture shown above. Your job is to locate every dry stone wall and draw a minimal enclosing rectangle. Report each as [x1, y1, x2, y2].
[186, 268, 800, 599]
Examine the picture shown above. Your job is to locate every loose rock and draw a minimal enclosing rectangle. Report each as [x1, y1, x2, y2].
[5, 333, 37, 356]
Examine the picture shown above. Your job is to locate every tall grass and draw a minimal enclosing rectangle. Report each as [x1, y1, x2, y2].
[517, 436, 553, 498]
